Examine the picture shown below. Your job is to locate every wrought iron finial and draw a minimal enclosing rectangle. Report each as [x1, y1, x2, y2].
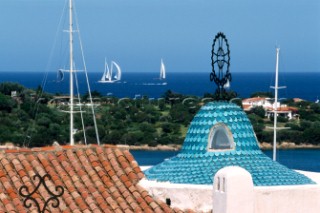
[19, 174, 64, 213]
[210, 32, 231, 99]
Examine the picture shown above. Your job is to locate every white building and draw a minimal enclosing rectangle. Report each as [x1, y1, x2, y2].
[242, 97, 297, 120]
[142, 102, 318, 212]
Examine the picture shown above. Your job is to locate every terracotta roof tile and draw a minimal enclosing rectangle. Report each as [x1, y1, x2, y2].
[0, 145, 188, 212]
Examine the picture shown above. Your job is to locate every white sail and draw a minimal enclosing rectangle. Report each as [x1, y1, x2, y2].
[224, 79, 230, 89]
[100, 59, 112, 82]
[105, 65, 111, 81]
[160, 59, 166, 80]
[111, 61, 121, 81]
[57, 69, 64, 82]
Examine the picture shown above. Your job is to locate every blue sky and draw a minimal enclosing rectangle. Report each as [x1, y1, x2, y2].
[0, 0, 319, 73]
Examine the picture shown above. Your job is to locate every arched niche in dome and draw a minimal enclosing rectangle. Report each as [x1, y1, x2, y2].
[208, 123, 235, 150]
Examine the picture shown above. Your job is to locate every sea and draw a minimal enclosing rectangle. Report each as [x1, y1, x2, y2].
[1, 71, 320, 172]
[0, 71, 320, 101]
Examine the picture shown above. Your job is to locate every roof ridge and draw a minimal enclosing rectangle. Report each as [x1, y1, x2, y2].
[2, 144, 119, 154]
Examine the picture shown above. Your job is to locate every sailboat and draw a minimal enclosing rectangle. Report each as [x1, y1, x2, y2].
[160, 59, 166, 80]
[57, 69, 64, 82]
[224, 79, 230, 89]
[159, 59, 167, 85]
[98, 60, 121, 83]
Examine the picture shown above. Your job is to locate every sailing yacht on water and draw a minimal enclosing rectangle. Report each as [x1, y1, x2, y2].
[98, 60, 121, 83]
[159, 59, 167, 85]
[160, 59, 166, 80]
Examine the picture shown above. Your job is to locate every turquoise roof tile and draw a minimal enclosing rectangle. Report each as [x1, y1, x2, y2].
[144, 102, 315, 186]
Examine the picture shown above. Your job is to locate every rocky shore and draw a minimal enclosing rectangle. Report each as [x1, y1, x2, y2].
[116, 144, 181, 151]
[259, 142, 320, 150]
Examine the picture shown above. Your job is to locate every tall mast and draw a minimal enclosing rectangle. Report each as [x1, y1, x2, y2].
[272, 48, 280, 161]
[69, 0, 74, 145]
[270, 47, 288, 160]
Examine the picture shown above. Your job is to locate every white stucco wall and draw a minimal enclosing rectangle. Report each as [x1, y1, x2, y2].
[213, 166, 254, 213]
[139, 179, 213, 212]
[140, 168, 320, 213]
[212, 167, 320, 213]
[254, 184, 320, 213]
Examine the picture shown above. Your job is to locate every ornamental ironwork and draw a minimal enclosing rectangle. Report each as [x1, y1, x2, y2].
[19, 174, 64, 213]
[210, 32, 231, 99]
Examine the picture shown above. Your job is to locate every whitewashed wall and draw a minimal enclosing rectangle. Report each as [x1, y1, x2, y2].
[254, 185, 320, 213]
[140, 168, 320, 213]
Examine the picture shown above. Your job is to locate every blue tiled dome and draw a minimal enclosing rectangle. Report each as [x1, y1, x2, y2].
[144, 102, 315, 186]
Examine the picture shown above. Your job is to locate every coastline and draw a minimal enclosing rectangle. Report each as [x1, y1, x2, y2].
[259, 142, 320, 150]
[116, 144, 181, 151]
[117, 142, 320, 151]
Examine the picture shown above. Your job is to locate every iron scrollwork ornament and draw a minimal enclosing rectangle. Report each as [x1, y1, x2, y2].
[19, 174, 64, 213]
[210, 32, 231, 99]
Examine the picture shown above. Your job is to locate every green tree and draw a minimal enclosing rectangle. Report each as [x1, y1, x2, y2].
[132, 111, 149, 123]
[247, 114, 265, 141]
[250, 91, 273, 98]
[310, 103, 320, 113]
[0, 125, 12, 142]
[82, 90, 102, 102]
[259, 131, 273, 143]
[250, 106, 265, 118]
[163, 90, 183, 105]
[109, 130, 123, 144]
[299, 120, 312, 131]
[170, 104, 194, 125]
[284, 122, 300, 131]
[302, 126, 320, 144]
[139, 122, 156, 133]
[12, 108, 30, 122]
[158, 99, 166, 111]
[278, 130, 303, 144]
[0, 93, 16, 112]
[0, 82, 25, 95]
[161, 122, 180, 134]
[36, 114, 51, 128]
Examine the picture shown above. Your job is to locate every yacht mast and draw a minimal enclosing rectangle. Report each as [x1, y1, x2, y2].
[272, 48, 280, 161]
[69, 0, 74, 145]
[270, 47, 288, 161]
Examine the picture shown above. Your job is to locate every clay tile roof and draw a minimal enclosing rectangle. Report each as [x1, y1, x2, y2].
[242, 104, 252, 111]
[0, 145, 187, 212]
[265, 106, 298, 112]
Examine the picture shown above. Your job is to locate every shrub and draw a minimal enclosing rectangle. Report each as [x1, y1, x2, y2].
[250, 106, 266, 118]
